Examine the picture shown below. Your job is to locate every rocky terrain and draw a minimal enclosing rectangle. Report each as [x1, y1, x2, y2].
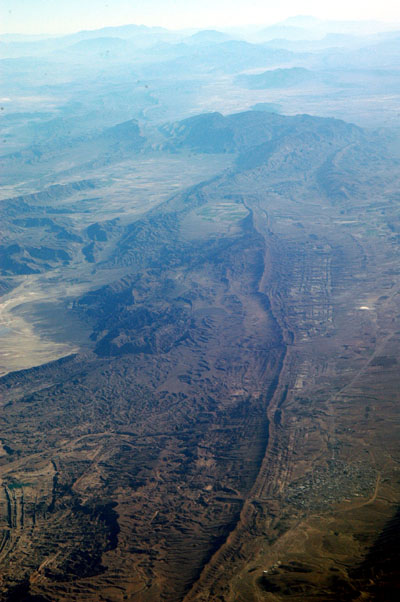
[0, 110, 399, 601]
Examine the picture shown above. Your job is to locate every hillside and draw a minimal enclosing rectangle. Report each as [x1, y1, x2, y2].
[0, 110, 399, 600]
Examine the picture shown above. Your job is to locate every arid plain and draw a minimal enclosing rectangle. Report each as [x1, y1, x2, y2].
[1, 20, 400, 602]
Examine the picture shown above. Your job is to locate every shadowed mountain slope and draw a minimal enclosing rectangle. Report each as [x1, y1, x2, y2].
[0, 110, 399, 601]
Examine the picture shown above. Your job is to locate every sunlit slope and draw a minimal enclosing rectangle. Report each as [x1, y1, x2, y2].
[0, 110, 399, 601]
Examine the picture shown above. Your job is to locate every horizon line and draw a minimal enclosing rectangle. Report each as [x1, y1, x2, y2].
[1, 14, 400, 38]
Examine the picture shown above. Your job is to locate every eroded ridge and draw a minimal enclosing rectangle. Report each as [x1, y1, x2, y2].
[0, 112, 399, 601]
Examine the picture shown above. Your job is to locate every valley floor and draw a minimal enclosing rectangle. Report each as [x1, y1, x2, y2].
[0, 114, 399, 601]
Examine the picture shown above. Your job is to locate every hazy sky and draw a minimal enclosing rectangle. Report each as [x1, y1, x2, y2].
[2, 0, 400, 34]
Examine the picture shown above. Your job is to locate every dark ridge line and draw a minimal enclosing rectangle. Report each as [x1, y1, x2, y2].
[183, 209, 288, 600]
[0, 354, 78, 385]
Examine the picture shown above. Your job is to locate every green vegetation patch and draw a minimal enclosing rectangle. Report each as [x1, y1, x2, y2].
[196, 202, 248, 223]
[7, 481, 31, 490]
